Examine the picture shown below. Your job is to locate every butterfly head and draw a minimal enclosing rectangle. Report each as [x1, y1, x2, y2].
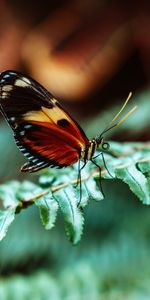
[80, 137, 110, 162]
[95, 135, 110, 151]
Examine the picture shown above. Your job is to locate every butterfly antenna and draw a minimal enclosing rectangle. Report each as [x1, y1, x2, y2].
[113, 105, 137, 127]
[107, 92, 132, 126]
[96, 92, 137, 143]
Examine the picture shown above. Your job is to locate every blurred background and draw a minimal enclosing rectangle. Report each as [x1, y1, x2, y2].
[0, 0, 150, 299]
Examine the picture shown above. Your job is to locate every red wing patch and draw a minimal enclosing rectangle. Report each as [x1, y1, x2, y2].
[15, 121, 81, 171]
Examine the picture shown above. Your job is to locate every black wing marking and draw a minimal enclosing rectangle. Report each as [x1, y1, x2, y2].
[0, 70, 54, 130]
[0, 70, 88, 142]
[21, 161, 50, 173]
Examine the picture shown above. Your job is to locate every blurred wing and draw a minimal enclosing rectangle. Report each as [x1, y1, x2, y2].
[0, 70, 88, 172]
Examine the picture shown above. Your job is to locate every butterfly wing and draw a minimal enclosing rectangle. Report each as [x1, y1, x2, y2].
[15, 121, 82, 172]
[0, 70, 89, 172]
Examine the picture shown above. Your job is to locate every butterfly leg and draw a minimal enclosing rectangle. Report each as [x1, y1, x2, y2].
[74, 160, 81, 188]
[100, 151, 113, 178]
[74, 160, 87, 206]
[91, 159, 105, 199]
[74, 160, 86, 188]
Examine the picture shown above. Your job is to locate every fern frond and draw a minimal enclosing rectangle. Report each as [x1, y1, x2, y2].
[0, 142, 150, 243]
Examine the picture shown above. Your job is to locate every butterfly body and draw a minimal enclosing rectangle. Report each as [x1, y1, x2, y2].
[80, 139, 98, 161]
[0, 70, 101, 173]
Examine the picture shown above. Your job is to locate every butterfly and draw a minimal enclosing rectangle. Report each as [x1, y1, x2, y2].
[0, 70, 137, 189]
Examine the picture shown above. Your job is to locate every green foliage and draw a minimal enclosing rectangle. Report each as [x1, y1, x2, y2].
[0, 141, 150, 244]
[0, 209, 15, 241]
[36, 192, 59, 230]
[1, 187, 150, 299]
[54, 186, 84, 244]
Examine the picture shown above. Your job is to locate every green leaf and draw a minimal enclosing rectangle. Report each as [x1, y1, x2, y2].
[54, 186, 84, 244]
[16, 181, 42, 201]
[136, 159, 150, 198]
[0, 209, 15, 241]
[35, 192, 59, 230]
[0, 142, 150, 243]
[0, 181, 20, 209]
[115, 164, 150, 204]
[85, 177, 104, 202]
[94, 142, 150, 204]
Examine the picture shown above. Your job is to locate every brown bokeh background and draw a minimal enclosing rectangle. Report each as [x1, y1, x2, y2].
[0, 0, 150, 180]
[1, 0, 150, 103]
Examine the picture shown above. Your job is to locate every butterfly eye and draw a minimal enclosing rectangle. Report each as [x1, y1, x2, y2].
[102, 142, 110, 151]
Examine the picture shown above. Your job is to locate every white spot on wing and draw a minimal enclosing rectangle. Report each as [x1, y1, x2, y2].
[15, 79, 29, 88]
[9, 117, 16, 122]
[3, 74, 10, 78]
[24, 152, 30, 157]
[24, 124, 32, 129]
[29, 156, 34, 160]
[2, 85, 13, 92]
[20, 130, 25, 136]
[32, 158, 39, 163]
[19, 148, 26, 152]
[2, 92, 8, 98]
[22, 77, 31, 84]
[37, 161, 45, 166]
